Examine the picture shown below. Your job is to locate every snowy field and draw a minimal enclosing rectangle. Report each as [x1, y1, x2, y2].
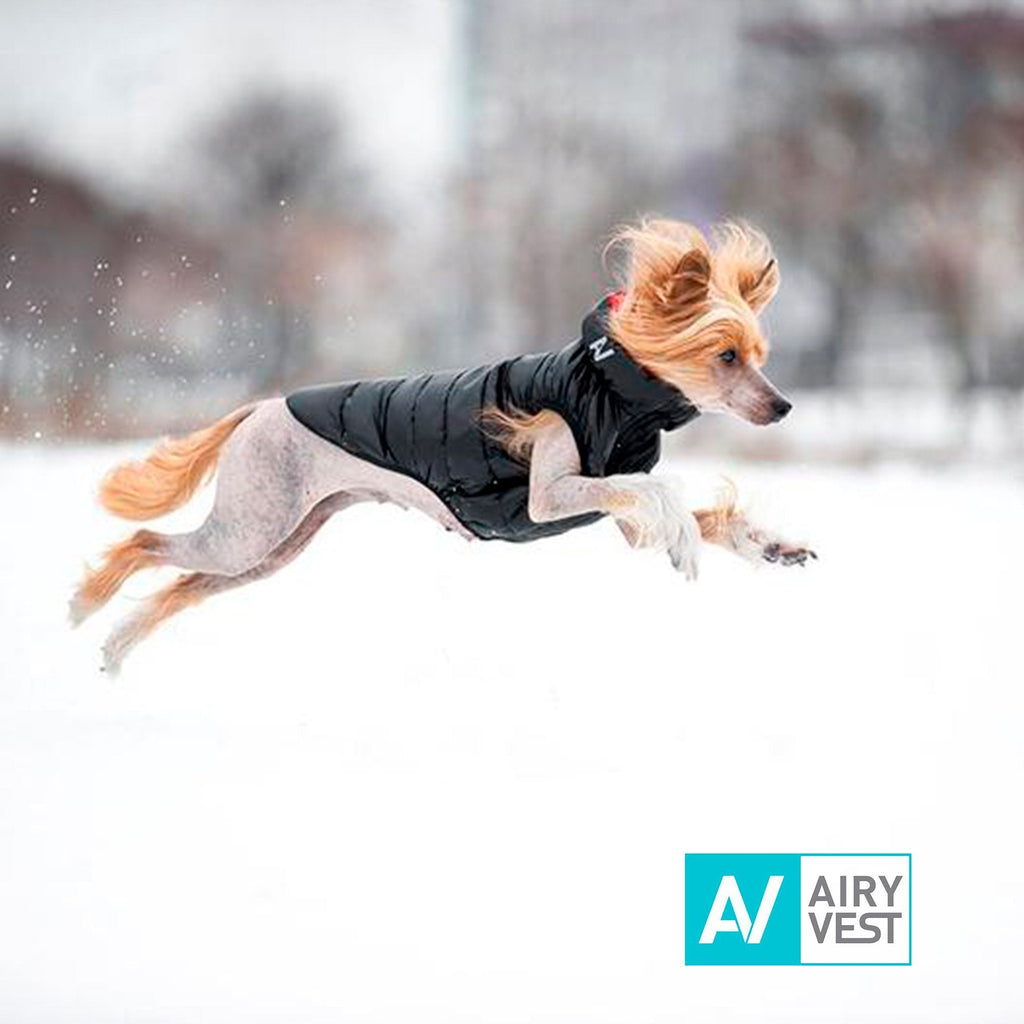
[1, 442, 1023, 1023]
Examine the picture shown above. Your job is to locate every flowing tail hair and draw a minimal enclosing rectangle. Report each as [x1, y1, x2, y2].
[98, 404, 257, 521]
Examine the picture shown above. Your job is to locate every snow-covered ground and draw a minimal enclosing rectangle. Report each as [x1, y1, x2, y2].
[1, 443, 1022, 1023]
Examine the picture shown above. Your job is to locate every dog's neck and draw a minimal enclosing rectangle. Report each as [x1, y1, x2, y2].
[580, 294, 699, 426]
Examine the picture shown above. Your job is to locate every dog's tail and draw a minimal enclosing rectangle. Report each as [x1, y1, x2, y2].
[99, 404, 257, 521]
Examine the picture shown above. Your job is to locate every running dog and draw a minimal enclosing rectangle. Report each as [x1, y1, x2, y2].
[71, 218, 815, 673]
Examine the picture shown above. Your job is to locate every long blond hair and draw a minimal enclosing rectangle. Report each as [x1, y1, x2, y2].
[605, 218, 779, 389]
[483, 217, 780, 456]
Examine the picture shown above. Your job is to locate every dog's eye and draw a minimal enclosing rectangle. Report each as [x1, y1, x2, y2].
[718, 349, 737, 364]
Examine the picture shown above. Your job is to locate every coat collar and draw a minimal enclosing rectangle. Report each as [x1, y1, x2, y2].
[580, 294, 700, 426]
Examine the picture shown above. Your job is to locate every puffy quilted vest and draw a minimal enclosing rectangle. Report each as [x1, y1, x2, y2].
[285, 296, 699, 541]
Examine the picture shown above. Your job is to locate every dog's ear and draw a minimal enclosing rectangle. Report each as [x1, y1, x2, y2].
[662, 249, 711, 308]
[739, 257, 779, 313]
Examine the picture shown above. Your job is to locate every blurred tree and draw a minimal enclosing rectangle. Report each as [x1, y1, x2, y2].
[736, 9, 1024, 392]
[195, 91, 371, 390]
[451, 0, 740, 362]
[731, 74, 886, 388]
[199, 92, 363, 219]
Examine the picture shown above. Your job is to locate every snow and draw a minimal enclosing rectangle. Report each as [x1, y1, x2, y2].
[1, 444, 1023, 1022]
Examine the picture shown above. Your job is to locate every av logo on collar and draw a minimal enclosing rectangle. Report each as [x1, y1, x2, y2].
[588, 335, 614, 362]
[685, 853, 911, 965]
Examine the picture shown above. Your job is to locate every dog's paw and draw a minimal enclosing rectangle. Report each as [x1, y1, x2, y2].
[68, 592, 90, 629]
[648, 479, 701, 580]
[101, 635, 127, 678]
[615, 490, 662, 551]
[101, 613, 143, 677]
[615, 479, 701, 580]
[761, 540, 817, 567]
[727, 516, 816, 568]
[666, 508, 701, 580]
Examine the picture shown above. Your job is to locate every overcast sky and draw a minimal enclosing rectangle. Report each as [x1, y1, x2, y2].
[0, 0, 457, 204]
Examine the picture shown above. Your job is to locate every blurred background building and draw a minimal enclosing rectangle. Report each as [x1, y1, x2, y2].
[1, 0, 1022, 463]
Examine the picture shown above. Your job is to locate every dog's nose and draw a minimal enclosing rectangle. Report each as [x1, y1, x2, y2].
[771, 397, 792, 421]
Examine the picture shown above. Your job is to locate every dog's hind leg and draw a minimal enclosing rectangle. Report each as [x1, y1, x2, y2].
[154, 399, 325, 577]
[101, 491, 358, 675]
[152, 396, 478, 581]
[73, 400, 329, 625]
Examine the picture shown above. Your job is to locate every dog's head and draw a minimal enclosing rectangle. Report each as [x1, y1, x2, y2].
[607, 219, 790, 425]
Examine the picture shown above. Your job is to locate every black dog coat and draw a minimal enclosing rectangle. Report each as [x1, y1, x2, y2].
[286, 295, 700, 542]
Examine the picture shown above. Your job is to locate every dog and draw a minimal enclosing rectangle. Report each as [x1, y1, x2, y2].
[71, 218, 815, 674]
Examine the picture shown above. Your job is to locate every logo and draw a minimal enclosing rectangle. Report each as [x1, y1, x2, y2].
[589, 335, 614, 362]
[685, 853, 911, 965]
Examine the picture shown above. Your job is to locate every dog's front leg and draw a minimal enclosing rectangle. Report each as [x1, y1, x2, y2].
[526, 412, 701, 579]
[695, 484, 817, 567]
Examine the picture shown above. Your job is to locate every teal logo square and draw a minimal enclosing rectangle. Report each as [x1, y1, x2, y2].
[685, 853, 801, 965]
